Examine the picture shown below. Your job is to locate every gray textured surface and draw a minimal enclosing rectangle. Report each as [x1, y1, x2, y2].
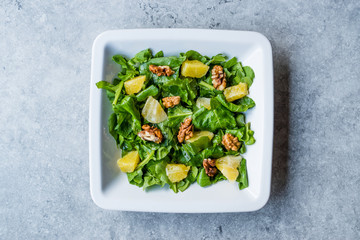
[1, 0, 359, 239]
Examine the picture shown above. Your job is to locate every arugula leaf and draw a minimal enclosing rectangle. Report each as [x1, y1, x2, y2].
[108, 113, 118, 143]
[112, 55, 139, 81]
[136, 150, 155, 170]
[96, 81, 125, 105]
[96, 81, 115, 92]
[112, 81, 124, 105]
[96, 81, 121, 92]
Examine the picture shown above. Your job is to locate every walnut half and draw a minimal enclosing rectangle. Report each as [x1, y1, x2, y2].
[138, 125, 163, 144]
[162, 96, 181, 108]
[203, 158, 218, 177]
[177, 118, 194, 143]
[211, 65, 226, 90]
[149, 65, 175, 76]
[222, 133, 241, 151]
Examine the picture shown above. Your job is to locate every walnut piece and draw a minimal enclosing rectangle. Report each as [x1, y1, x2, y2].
[177, 118, 194, 143]
[222, 133, 241, 151]
[162, 96, 181, 108]
[211, 65, 226, 90]
[203, 158, 218, 177]
[149, 65, 175, 76]
[138, 125, 163, 144]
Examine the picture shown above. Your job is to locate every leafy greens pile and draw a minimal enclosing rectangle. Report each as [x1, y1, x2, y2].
[96, 49, 256, 193]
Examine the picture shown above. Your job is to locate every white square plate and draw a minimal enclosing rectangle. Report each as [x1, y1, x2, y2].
[89, 29, 273, 212]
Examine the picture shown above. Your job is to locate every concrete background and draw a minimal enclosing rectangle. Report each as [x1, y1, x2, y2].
[1, 0, 359, 239]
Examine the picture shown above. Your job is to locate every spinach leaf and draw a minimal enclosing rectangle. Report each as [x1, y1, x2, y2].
[179, 143, 203, 167]
[127, 169, 144, 187]
[199, 80, 223, 98]
[205, 54, 227, 65]
[225, 60, 254, 87]
[197, 168, 227, 187]
[136, 85, 159, 102]
[237, 158, 249, 189]
[157, 122, 178, 145]
[143, 159, 169, 189]
[197, 168, 212, 187]
[113, 96, 142, 133]
[164, 106, 192, 128]
[154, 50, 164, 58]
[192, 106, 237, 132]
[155, 146, 172, 160]
[131, 48, 153, 63]
[200, 145, 224, 159]
[161, 78, 196, 106]
[231, 76, 253, 87]
[145, 56, 185, 69]
[236, 114, 246, 127]
[215, 94, 255, 113]
[96, 49, 257, 192]
[239, 143, 246, 154]
[170, 166, 199, 193]
[243, 66, 255, 80]
[242, 122, 256, 145]
[224, 57, 238, 68]
[211, 130, 224, 147]
[183, 50, 208, 63]
[225, 129, 244, 143]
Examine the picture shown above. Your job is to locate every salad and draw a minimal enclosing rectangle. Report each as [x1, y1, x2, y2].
[96, 49, 256, 193]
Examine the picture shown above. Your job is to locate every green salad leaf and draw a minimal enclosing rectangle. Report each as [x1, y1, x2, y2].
[192, 106, 237, 132]
[96, 49, 257, 193]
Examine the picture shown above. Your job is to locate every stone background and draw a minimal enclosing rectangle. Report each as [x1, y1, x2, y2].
[1, 0, 359, 239]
